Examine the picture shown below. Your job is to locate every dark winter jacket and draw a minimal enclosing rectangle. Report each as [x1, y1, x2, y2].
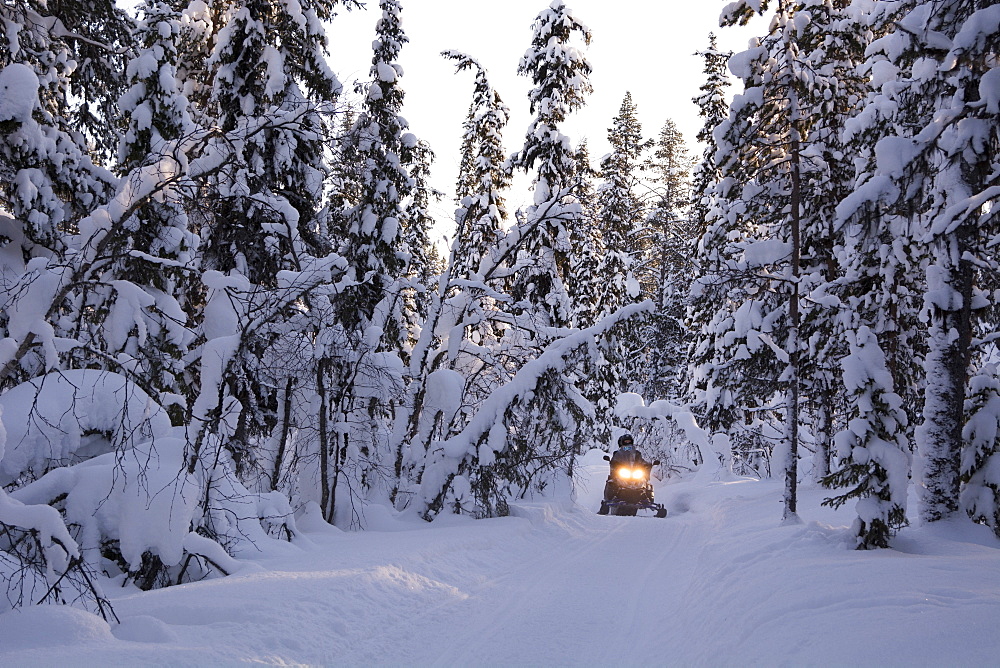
[610, 448, 649, 471]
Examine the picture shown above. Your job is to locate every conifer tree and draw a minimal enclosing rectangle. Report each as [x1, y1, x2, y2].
[962, 364, 1000, 536]
[443, 51, 511, 284]
[691, 0, 810, 504]
[821, 327, 910, 548]
[0, 0, 119, 392]
[315, 0, 419, 519]
[505, 0, 596, 479]
[203, 0, 340, 285]
[793, 0, 870, 481]
[644, 119, 694, 401]
[100, 0, 199, 420]
[585, 94, 648, 435]
[836, 0, 1000, 524]
[402, 139, 440, 323]
[567, 140, 620, 444]
[598, 93, 646, 259]
[508, 0, 593, 336]
[568, 140, 602, 324]
[38, 0, 136, 162]
[693, 0, 860, 515]
[0, 2, 117, 255]
[915, 1, 1000, 523]
[388, 50, 515, 514]
[185, 0, 345, 489]
[690, 33, 731, 235]
[339, 0, 415, 347]
[596, 92, 646, 310]
[454, 100, 480, 204]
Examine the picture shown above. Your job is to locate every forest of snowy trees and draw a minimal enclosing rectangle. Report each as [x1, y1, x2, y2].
[1, 0, 998, 618]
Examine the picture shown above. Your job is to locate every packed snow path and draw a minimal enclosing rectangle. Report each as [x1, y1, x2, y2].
[3, 450, 1000, 665]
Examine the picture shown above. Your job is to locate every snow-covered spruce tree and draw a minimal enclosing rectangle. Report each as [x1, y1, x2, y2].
[0, 3, 117, 261]
[318, 0, 417, 522]
[83, 0, 200, 425]
[598, 92, 647, 262]
[202, 0, 340, 284]
[569, 139, 620, 445]
[676, 37, 731, 416]
[962, 364, 1000, 536]
[0, 93, 240, 603]
[27, 0, 135, 162]
[790, 0, 872, 482]
[689, 1, 811, 499]
[409, 2, 604, 518]
[443, 51, 512, 284]
[401, 138, 440, 324]
[643, 118, 694, 402]
[592, 93, 647, 396]
[690, 33, 732, 235]
[690, 0, 860, 516]
[833, 1, 927, 467]
[686, 29, 785, 482]
[914, 1, 1000, 524]
[454, 103, 480, 205]
[564, 95, 649, 446]
[337, 0, 414, 346]
[567, 140, 604, 326]
[387, 51, 516, 513]
[507, 0, 593, 326]
[438, 51, 510, 368]
[821, 326, 910, 548]
[837, 0, 1000, 524]
[442, 50, 512, 352]
[682, 35, 731, 413]
[184, 0, 348, 525]
[505, 0, 595, 478]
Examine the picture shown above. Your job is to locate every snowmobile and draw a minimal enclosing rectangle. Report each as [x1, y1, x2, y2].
[597, 453, 668, 518]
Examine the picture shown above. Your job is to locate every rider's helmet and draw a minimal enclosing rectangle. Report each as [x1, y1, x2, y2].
[618, 434, 635, 451]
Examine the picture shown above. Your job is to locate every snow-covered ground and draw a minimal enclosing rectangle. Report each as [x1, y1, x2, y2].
[3, 449, 999, 666]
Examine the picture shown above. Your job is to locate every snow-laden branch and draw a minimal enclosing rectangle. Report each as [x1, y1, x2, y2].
[0, 106, 327, 388]
[416, 300, 653, 515]
[613, 393, 735, 481]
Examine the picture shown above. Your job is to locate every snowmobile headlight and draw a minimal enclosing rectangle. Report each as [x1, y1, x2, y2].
[617, 467, 632, 480]
[631, 469, 646, 480]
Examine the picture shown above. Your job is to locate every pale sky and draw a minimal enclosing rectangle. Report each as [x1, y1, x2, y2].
[326, 1, 763, 237]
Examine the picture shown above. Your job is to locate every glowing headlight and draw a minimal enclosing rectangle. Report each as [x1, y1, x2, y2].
[631, 469, 646, 480]
[617, 468, 632, 480]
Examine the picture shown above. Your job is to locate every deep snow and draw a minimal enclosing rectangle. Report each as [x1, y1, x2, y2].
[2, 449, 999, 666]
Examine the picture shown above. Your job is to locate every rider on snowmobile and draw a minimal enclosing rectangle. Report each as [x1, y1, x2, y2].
[604, 434, 653, 502]
[599, 433, 667, 517]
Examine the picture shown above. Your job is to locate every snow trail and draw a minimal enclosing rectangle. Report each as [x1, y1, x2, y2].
[3, 451, 1000, 666]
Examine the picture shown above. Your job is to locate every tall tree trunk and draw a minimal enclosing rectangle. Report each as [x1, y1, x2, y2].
[783, 62, 802, 522]
[920, 227, 974, 521]
[271, 377, 296, 491]
[318, 359, 331, 520]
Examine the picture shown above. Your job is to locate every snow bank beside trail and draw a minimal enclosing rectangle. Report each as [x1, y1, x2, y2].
[11, 435, 199, 573]
[0, 370, 172, 485]
[660, 482, 1000, 667]
[0, 605, 116, 651]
